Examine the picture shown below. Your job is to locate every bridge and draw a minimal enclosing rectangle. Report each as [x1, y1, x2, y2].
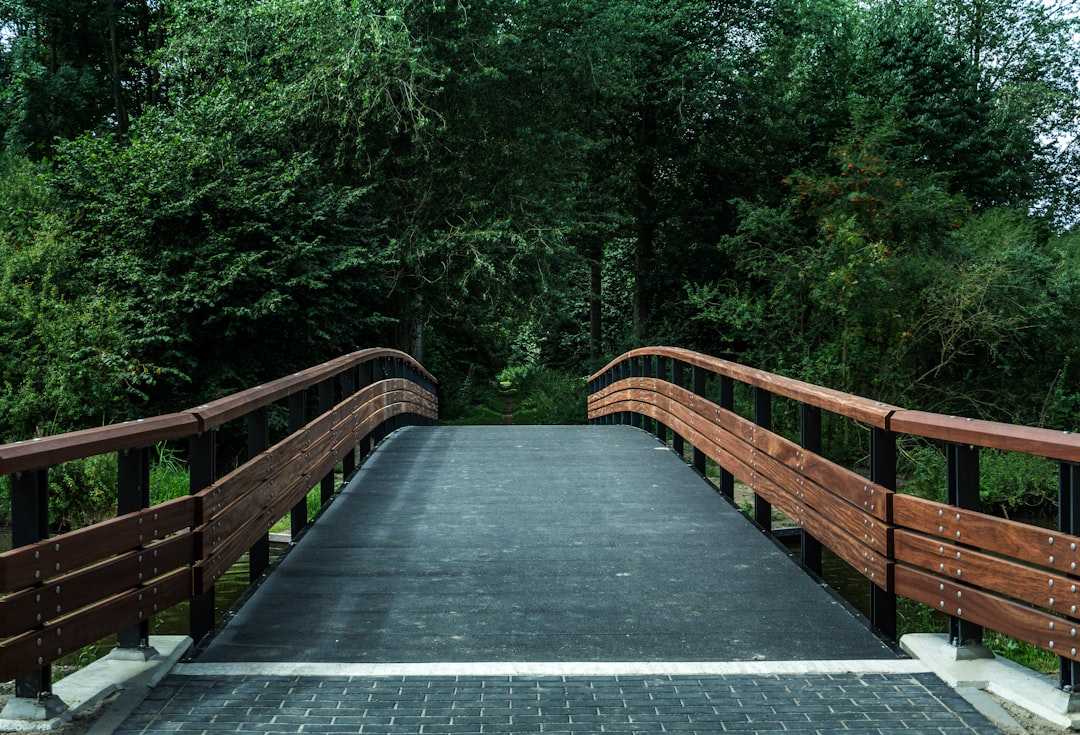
[1, 347, 1079, 733]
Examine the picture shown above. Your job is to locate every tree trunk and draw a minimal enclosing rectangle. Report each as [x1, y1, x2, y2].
[589, 239, 602, 360]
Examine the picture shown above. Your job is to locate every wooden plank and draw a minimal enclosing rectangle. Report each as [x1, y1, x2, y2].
[0, 568, 190, 682]
[895, 565, 1080, 661]
[895, 529, 1080, 617]
[893, 493, 1080, 578]
[0, 496, 195, 593]
[0, 414, 199, 476]
[0, 534, 194, 636]
[889, 410, 1080, 463]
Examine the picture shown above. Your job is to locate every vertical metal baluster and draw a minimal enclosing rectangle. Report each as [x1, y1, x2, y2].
[753, 387, 772, 531]
[9, 468, 63, 713]
[319, 380, 335, 505]
[652, 356, 667, 442]
[289, 391, 308, 535]
[799, 404, 823, 577]
[869, 427, 897, 641]
[248, 407, 270, 583]
[358, 361, 374, 462]
[341, 368, 357, 479]
[717, 375, 734, 500]
[117, 447, 153, 655]
[189, 430, 216, 642]
[946, 442, 983, 650]
[1060, 461, 1080, 691]
[692, 365, 707, 476]
[671, 360, 685, 459]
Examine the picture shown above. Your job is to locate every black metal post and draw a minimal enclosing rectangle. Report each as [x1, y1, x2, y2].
[341, 368, 357, 477]
[1060, 461, 1080, 691]
[671, 360, 685, 458]
[692, 365, 707, 476]
[11, 469, 54, 701]
[630, 357, 643, 430]
[189, 431, 216, 642]
[289, 391, 308, 535]
[869, 427, 897, 640]
[358, 361, 374, 462]
[946, 442, 983, 648]
[319, 380, 335, 505]
[717, 375, 735, 500]
[799, 404, 823, 577]
[641, 356, 654, 434]
[619, 361, 631, 426]
[753, 387, 772, 531]
[117, 447, 152, 652]
[652, 356, 668, 442]
[248, 407, 270, 582]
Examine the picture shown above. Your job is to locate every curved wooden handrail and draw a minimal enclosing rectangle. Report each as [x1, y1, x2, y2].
[0, 348, 435, 474]
[592, 346, 898, 428]
[592, 346, 1080, 459]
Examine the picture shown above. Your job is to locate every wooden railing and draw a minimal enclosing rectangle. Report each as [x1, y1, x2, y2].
[589, 347, 1080, 688]
[0, 349, 437, 699]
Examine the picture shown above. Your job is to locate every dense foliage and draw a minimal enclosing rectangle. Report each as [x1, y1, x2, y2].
[1, 0, 1078, 442]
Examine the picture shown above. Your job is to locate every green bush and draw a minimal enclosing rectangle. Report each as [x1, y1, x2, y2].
[49, 453, 118, 531]
[901, 443, 1057, 518]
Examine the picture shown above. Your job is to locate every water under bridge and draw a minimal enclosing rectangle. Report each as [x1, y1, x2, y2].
[1, 347, 1079, 733]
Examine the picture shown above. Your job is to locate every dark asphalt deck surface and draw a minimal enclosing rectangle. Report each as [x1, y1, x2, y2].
[112, 425, 1004, 734]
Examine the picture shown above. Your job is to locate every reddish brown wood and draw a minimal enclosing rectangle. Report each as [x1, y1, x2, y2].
[895, 529, 1080, 617]
[0, 496, 195, 593]
[889, 411, 1080, 463]
[895, 565, 1080, 661]
[0, 568, 190, 681]
[0, 534, 194, 636]
[0, 415, 199, 476]
[191, 349, 437, 431]
[893, 493, 1080, 578]
[590, 347, 897, 428]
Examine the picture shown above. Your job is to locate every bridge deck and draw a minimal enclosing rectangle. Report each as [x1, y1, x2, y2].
[198, 424, 892, 663]
[114, 426, 1004, 734]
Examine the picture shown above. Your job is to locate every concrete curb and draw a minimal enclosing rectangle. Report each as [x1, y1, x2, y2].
[0, 636, 191, 733]
[902, 633, 1079, 730]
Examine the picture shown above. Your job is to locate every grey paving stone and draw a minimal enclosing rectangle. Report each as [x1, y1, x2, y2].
[112, 673, 1007, 735]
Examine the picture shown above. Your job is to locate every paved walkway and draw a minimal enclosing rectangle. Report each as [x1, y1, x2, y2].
[111, 426, 1005, 734]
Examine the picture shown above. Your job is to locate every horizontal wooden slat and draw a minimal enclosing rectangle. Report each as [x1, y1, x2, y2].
[0, 568, 190, 681]
[603, 384, 892, 583]
[593, 378, 892, 521]
[896, 565, 1080, 662]
[193, 395, 431, 592]
[895, 529, 1080, 617]
[0, 534, 194, 636]
[0, 414, 199, 475]
[0, 496, 195, 593]
[893, 493, 1080, 577]
[889, 410, 1080, 463]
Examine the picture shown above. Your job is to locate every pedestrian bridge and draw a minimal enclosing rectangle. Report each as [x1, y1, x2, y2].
[1, 347, 1079, 732]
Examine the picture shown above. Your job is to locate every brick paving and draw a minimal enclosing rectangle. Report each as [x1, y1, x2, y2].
[114, 671, 1002, 735]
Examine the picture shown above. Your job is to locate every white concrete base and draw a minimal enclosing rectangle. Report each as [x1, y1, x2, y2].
[901, 633, 1080, 730]
[0, 635, 191, 732]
